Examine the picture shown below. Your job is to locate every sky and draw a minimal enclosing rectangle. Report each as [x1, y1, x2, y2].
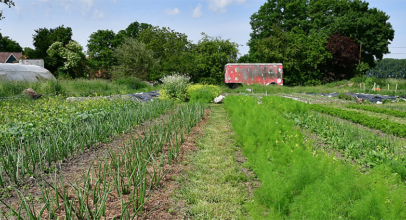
[0, 0, 405, 59]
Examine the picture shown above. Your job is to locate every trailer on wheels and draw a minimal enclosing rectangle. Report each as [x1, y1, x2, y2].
[224, 63, 283, 88]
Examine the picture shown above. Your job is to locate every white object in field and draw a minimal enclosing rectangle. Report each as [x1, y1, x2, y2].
[246, 89, 252, 92]
[214, 95, 225, 104]
[376, 101, 383, 104]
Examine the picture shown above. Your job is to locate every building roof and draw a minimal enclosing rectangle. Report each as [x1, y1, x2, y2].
[0, 52, 23, 63]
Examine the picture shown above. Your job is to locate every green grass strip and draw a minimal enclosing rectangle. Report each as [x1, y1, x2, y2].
[224, 95, 406, 219]
[177, 104, 250, 219]
[346, 104, 406, 118]
[311, 104, 406, 137]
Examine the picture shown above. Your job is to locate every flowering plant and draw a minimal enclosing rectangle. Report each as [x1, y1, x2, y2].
[160, 73, 191, 101]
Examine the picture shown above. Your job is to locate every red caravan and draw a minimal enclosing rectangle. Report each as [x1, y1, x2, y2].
[224, 63, 283, 86]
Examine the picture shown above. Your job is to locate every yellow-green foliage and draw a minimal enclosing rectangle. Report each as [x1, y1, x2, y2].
[224, 95, 406, 219]
[186, 84, 221, 103]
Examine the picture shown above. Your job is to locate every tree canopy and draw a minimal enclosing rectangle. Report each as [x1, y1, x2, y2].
[31, 25, 73, 74]
[86, 29, 123, 71]
[367, 59, 406, 79]
[0, 32, 22, 52]
[112, 38, 159, 80]
[192, 33, 239, 84]
[119, 21, 152, 39]
[47, 41, 87, 78]
[248, 0, 395, 85]
[138, 26, 192, 80]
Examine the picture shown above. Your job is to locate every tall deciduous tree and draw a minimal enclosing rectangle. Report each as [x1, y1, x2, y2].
[252, 25, 330, 86]
[86, 29, 123, 71]
[249, 0, 394, 85]
[0, 0, 14, 20]
[47, 41, 87, 78]
[321, 34, 360, 83]
[0, 32, 22, 52]
[192, 33, 239, 84]
[32, 25, 73, 73]
[138, 26, 192, 80]
[119, 21, 152, 39]
[112, 38, 159, 80]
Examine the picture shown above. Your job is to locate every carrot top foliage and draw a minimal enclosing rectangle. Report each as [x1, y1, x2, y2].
[224, 95, 406, 219]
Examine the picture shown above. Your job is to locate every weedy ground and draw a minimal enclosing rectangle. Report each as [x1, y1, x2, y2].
[176, 105, 254, 219]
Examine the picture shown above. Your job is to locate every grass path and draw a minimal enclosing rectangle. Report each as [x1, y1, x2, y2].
[176, 104, 251, 219]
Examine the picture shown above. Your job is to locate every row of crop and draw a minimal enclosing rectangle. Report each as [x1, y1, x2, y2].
[263, 96, 404, 173]
[0, 96, 118, 126]
[346, 104, 406, 118]
[0, 99, 174, 187]
[2, 102, 207, 219]
[310, 104, 406, 137]
[224, 95, 406, 219]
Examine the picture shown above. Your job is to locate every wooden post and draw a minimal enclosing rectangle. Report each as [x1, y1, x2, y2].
[373, 82, 376, 91]
[388, 84, 390, 90]
[396, 84, 398, 93]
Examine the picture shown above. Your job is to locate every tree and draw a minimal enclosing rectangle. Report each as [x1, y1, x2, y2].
[321, 34, 360, 83]
[138, 26, 192, 80]
[192, 33, 239, 84]
[86, 30, 123, 71]
[112, 38, 159, 80]
[252, 25, 330, 86]
[119, 21, 152, 39]
[23, 47, 37, 58]
[0, 0, 14, 20]
[0, 32, 22, 52]
[248, 0, 395, 84]
[32, 25, 73, 73]
[47, 41, 87, 78]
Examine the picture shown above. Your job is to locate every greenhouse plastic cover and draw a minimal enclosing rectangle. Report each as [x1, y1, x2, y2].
[0, 64, 56, 82]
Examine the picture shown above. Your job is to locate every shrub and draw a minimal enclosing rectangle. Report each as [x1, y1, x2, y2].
[186, 84, 221, 103]
[159, 73, 190, 101]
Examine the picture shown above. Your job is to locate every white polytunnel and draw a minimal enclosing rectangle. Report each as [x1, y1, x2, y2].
[0, 64, 56, 82]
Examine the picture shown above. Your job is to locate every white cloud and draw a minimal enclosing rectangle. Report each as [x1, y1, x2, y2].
[192, 4, 203, 18]
[80, 0, 94, 12]
[207, 0, 247, 12]
[164, 8, 180, 15]
[92, 9, 104, 19]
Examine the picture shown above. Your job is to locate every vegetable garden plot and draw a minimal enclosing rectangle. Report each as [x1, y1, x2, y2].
[224, 95, 406, 219]
[0, 102, 207, 219]
[310, 104, 406, 137]
[0, 98, 174, 188]
[265, 96, 406, 174]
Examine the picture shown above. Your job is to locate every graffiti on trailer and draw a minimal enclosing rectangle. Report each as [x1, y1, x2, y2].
[225, 63, 283, 86]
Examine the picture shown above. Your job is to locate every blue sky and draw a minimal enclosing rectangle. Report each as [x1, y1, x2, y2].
[0, 0, 405, 59]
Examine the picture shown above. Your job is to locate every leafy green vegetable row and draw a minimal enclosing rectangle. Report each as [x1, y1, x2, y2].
[224, 95, 406, 219]
[311, 104, 406, 137]
[346, 104, 406, 118]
